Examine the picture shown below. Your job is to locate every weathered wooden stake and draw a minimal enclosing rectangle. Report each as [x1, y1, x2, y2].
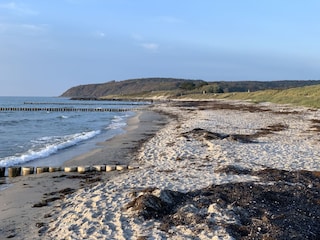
[21, 166, 34, 176]
[77, 166, 91, 174]
[106, 165, 116, 172]
[0, 167, 5, 177]
[92, 165, 106, 172]
[64, 166, 77, 173]
[36, 166, 49, 174]
[116, 165, 127, 171]
[8, 167, 21, 177]
[49, 166, 61, 172]
[128, 165, 139, 170]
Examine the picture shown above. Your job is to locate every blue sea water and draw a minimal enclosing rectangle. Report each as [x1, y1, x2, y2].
[0, 96, 144, 167]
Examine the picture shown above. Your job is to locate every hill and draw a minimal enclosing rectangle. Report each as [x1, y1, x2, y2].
[60, 78, 207, 98]
[60, 78, 320, 99]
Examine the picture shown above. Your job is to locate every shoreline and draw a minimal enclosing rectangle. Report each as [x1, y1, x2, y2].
[1, 99, 319, 239]
[44, 99, 320, 239]
[0, 109, 169, 239]
[63, 109, 168, 167]
[17, 112, 135, 169]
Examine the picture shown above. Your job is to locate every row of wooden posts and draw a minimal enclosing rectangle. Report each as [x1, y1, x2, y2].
[0, 164, 137, 178]
[0, 107, 142, 112]
[24, 101, 149, 106]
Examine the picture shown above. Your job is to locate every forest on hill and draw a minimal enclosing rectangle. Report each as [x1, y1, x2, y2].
[60, 78, 320, 98]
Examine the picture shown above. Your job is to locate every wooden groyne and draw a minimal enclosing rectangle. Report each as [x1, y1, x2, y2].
[0, 107, 143, 112]
[24, 102, 149, 106]
[1, 164, 138, 178]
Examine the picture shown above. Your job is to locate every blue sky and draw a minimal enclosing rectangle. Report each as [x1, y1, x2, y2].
[1, 0, 320, 96]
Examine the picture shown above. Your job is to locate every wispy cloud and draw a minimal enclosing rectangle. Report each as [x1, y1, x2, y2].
[93, 31, 106, 38]
[0, 23, 46, 34]
[131, 33, 159, 52]
[141, 43, 159, 51]
[0, 2, 38, 15]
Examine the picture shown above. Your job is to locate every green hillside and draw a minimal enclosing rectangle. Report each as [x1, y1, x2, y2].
[181, 84, 320, 108]
[218, 84, 320, 108]
[61, 78, 320, 99]
[61, 78, 320, 108]
[61, 78, 207, 98]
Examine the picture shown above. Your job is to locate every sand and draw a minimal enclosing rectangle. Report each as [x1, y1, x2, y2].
[1, 100, 319, 239]
[63, 110, 168, 167]
[0, 110, 168, 239]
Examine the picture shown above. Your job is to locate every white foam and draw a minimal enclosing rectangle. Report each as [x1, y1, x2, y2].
[0, 130, 100, 167]
[58, 115, 69, 119]
[107, 115, 127, 130]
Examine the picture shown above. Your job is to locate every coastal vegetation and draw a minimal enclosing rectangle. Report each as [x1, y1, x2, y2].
[61, 78, 320, 108]
[61, 78, 207, 98]
[214, 84, 320, 108]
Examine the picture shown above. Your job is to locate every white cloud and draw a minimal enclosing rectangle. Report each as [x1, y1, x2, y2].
[0, 2, 38, 15]
[0, 23, 46, 34]
[132, 33, 159, 52]
[141, 43, 159, 51]
[94, 31, 106, 38]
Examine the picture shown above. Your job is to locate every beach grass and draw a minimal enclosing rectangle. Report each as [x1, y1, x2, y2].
[173, 84, 320, 108]
[100, 84, 320, 109]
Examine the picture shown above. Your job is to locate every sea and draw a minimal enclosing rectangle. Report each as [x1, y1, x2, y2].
[0, 96, 147, 168]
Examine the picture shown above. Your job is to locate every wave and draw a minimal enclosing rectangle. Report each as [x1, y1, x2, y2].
[0, 130, 100, 167]
[57, 115, 69, 119]
[107, 115, 127, 130]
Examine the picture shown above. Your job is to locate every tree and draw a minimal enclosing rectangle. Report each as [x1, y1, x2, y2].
[179, 82, 196, 90]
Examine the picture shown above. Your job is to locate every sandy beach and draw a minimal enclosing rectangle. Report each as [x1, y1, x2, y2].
[1, 100, 319, 239]
[0, 110, 168, 239]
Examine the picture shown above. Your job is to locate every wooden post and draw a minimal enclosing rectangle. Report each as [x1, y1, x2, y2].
[116, 165, 127, 171]
[0, 167, 5, 177]
[64, 166, 77, 173]
[77, 166, 91, 174]
[105, 165, 116, 172]
[100, 165, 106, 171]
[36, 166, 49, 174]
[49, 166, 61, 172]
[92, 165, 106, 172]
[21, 166, 34, 176]
[8, 167, 21, 177]
[128, 165, 139, 170]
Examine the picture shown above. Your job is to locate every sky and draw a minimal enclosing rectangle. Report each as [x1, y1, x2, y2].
[1, 0, 320, 96]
